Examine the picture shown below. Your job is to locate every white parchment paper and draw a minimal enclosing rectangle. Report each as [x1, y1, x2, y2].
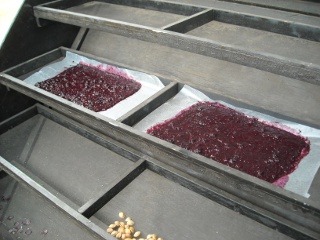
[134, 85, 320, 198]
[24, 51, 165, 119]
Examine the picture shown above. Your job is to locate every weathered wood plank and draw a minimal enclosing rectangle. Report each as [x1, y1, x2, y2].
[33, 7, 320, 84]
[0, 156, 113, 240]
[1, 74, 319, 239]
[162, 8, 213, 32]
[67, 2, 187, 28]
[78, 159, 146, 217]
[118, 82, 180, 126]
[81, 31, 320, 128]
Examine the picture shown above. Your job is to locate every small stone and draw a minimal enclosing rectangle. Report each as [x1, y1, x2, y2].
[109, 223, 116, 228]
[119, 212, 125, 219]
[22, 218, 31, 225]
[127, 220, 134, 226]
[24, 229, 32, 235]
[8, 227, 18, 234]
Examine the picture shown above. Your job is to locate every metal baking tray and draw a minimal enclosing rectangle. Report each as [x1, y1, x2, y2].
[0, 104, 317, 239]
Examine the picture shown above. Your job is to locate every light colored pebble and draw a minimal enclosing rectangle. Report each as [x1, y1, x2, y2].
[118, 226, 125, 234]
[116, 232, 122, 239]
[127, 220, 134, 226]
[147, 234, 158, 240]
[106, 213, 163, 240]
[125, 233, 132, 238]
[119, 212, 126, 219]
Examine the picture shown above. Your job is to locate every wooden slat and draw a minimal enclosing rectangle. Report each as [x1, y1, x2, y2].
[117, 82, 180, 126]
[163, 8, 213, 33]
[33, 7, 320, 85]
[0, 105, 38, 135]
[78, 159, 146, 217]
[39, 0, 206, 15]
[0, 156, 113, 240]
[81, 31, 320, 128]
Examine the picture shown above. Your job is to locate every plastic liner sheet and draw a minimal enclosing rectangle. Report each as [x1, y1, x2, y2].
[24, 51, 165, 120]
[134, 85, 320, 198]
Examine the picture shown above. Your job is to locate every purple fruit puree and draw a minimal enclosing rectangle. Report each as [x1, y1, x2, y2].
[147, 101, 310, 183]
[36, 64, 141, 112]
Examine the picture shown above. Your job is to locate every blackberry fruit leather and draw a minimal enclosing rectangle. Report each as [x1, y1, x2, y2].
[36, 64, 141, 112]
[147, 101, 310, 183]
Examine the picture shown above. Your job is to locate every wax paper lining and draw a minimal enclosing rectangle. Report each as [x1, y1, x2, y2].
[134, 85, 320, 198]
[24, 51, 165, 120]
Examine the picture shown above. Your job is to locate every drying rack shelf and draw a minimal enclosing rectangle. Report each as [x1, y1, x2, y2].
[1, 104, 318, 239]
[1, 0, 320, 239]
[33, 1, 320, 85]
[0, 48, 320, 239]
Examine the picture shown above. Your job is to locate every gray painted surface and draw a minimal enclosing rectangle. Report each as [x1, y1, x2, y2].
[80, 31, 320, 128]
[0, 176, 103, 240]
[1, 0, 320, 239]
[92, 169, 293, 240]
[168, 0, 320, 17]
[68, 1, 185, 28]
[187, 20, 320, 66]
[0, 114, 134, 206]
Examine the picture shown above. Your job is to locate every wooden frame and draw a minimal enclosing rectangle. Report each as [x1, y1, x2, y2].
[1, 49, 320, 238]
[0, 104, 319, 239]
[33, 1, 320, 85]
